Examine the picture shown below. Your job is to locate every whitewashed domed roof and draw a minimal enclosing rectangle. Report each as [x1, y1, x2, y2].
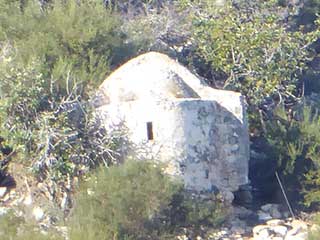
[96, 52, 243, 120]
[98, 52, 209, 104]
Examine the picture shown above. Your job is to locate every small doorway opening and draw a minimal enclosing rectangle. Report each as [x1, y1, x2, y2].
[146, 122, 154, 140]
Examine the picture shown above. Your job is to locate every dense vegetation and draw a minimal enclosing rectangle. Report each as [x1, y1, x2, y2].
[176, 0, 320, 210]
[0, 0, 146, 182]
[0, 0, 320, 238]
[69, 161, 226, 240]
[0, 161, 226, 239]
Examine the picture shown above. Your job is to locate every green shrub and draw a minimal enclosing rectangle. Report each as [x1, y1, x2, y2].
[0, 0, 149, 180]
[178, 0, 319, 107]
[295, 0, 320, 28]
[68, 161, 182, 240]
[308, 213, 320, 240]
[0, 0, 149, 146]
[68, 161, 227, 240]
[265, 104, 320, 207]
[0, 0, 141, 92]
[181, 193, 226, 228]
[0, 162, 227, 239]
[0, 60, 47, 156]
[0, 210, 63, 240]
[304, 170, 320, 208]
[175, 1, 320, 209]
[0, 58, 121, 183]
[166, 191, 226, 232]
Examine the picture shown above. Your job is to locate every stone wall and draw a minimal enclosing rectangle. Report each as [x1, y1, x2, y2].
[94, 52, 249, 199]
[96, 99, 248, 196]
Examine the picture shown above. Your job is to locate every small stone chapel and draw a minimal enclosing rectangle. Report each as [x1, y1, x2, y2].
[94, 52, 249, 198]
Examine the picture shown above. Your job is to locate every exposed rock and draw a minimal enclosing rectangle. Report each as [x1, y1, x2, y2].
[253, 225, 268, 235]
[286, 225, 301, 237]
[310, 224, 320, 232]
[230, 225, 245, 235]
[261, 204, 278, 213]
[291, 219, 308, 231]
[221, 190, 235, 203]
[284, 232, 308, 240]
[23, 194, 33, 206]
[251, 216, 309, 240]
[282, 211, 290, 218]
[2, 192, 10, 202]
[0, 207, 8, 216]
[266, 219, 285, 226]
[174, 213, 312, 240]
[208, 228, 229, 239]
[257, 210, 272, 221]
[258, 204, 284, 221]
[32, 206, 45, 222]
[232, 206, 254, 219]
[254, 227, 270, 240]
[0, 187, 7, 198]
[229, 218, 248, 236]
[270, 208, 282, 219]
[271, 225, 287, 236]
[176, 236, 190, 240]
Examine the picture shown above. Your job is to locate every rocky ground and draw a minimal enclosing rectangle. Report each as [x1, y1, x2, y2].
[176, 203, 319, 240]
[0, 163, 318, 240]
[1, 178, 318, 240]
[194, 217, 311, 240]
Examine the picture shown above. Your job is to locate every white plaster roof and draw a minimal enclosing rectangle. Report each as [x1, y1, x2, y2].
[98, 52, 244, 119]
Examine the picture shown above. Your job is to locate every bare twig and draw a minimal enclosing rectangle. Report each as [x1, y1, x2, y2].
[275, 171, 295, 219]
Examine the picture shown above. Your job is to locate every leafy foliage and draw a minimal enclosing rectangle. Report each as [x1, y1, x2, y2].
[0, 58, 122, 184]
[69, 161, 181, 240]
[0, 0, 138, 93]
[0, 0, 149, 181]
[295, 0, 320, 28]
[265, 104, 320, 207]
[304, 171, 320, 207]
[0, 60, 47, 155]
[179, 0, 319, 107]
[68, 161, 226, 240]
[307, 213, 320, 240]
[167, 192, 226, 230]
[176, 0, 320, 208]
[1, 0, 320, 232]
[0, 162, 226, 239]
[0, 210, 63, 240]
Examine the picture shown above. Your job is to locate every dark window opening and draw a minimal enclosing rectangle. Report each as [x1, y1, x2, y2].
[147, 122, 154, 140]
[205, 169, 209, 179]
